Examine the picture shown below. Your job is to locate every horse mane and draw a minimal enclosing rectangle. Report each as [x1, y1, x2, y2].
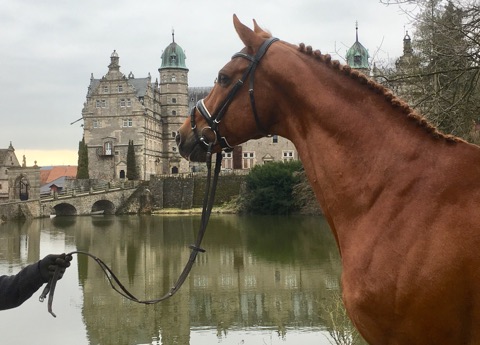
[295, 42, 462, 143]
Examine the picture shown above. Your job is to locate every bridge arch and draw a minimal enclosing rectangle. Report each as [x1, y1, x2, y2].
[91, 199, 115, 215]
[54, 203, 77, 216]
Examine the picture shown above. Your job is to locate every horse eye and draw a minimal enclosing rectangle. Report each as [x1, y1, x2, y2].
[217, 73, 230, 86]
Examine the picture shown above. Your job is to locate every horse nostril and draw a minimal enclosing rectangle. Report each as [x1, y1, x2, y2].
[175, 131, 181, 146]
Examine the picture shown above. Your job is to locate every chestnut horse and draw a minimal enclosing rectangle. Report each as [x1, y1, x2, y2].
[177, 15, 480, 344]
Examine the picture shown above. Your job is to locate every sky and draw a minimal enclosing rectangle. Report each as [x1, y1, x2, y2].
[0, 0, 414, 166]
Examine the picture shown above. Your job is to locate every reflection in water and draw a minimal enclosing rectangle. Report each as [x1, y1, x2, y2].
[0, 215, 347, 345]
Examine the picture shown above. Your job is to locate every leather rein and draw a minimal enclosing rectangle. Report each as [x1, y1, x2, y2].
[39, 37, 278, 318]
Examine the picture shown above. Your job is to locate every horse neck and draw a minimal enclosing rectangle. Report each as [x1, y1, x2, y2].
[274, 60, 452, 243]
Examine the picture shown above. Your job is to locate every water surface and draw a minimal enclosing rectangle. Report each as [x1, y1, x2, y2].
[0, 215, 350, 345]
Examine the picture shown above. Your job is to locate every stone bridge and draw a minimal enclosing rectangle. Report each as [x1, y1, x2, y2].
[0, 183, 140, 220]
[40, 185, 138, 217]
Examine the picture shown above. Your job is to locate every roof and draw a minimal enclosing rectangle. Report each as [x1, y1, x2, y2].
[0, 145, 20, 168]
[40, 176, 68, 194]
[160, 39, 188, 70]
[40, 166, 77, 185]
[346, 41, 370, 70]
[86, 77, 150, 98]
[0, 150, 10, 166]
[346, 25, 370, 70]
[127, 77, 150, 97]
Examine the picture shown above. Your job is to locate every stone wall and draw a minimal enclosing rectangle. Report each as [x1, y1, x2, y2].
[149, 174, 245, 209]
[0, 200, 40, 221]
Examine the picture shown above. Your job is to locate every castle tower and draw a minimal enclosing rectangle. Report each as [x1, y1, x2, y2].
[346, 22, 370, 74]
[395, 31, 416, 71]
[158, 31, 190, 174]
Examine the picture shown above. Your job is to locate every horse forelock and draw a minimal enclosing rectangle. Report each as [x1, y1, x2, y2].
[294, 42, 462, 143]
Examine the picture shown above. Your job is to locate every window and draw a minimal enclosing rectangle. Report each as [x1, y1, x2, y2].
[283, 150, 294, 161]
[104, 142, 113, 155]
[118, 85, 123, 92]
[171, 98, 177, 104]
[172, 110, 176, 116]
[96, 99, 107, 108]
[0, 183, 2, 190]
[242, 152, 255, 169]
[103, 86, 109, 93]
[222, 152, 233, 170]
[171, 132, 176, 138]
[126, 98, 132, 107]
[171, 75, 176, 82]
[272, 135, 278, 143]
[122, 118, 133, 127]
[93, 119, 100, 128]
[120, 99, 126, 107]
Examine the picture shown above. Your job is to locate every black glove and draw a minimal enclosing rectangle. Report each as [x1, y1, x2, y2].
[38, 253, 72, 282]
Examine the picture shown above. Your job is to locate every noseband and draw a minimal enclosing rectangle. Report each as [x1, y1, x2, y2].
[190, 37, 279, 152]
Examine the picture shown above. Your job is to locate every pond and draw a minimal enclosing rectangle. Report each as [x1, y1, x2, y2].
[0, 214, 354, 345]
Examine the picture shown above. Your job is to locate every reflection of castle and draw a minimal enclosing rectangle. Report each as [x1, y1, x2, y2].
[0, 218, 41, 270]
[74, 215, 340, 345]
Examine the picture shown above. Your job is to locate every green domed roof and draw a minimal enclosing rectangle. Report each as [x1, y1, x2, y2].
[160, 34, 188, 70]
[346, 25, 369, 70]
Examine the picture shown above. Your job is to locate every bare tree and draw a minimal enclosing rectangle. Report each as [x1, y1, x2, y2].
[379, 0, 480, 141]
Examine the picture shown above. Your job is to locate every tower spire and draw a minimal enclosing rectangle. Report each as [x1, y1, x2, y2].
[355, 21, 359, 42]
[172, 28, 175, 43]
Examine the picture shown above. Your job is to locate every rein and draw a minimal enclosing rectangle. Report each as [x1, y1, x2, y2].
[40, 147, 222, 318]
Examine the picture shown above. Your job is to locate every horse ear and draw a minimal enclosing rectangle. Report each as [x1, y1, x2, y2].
[253, 19, 267, 35]
[233, 14, 264, 50]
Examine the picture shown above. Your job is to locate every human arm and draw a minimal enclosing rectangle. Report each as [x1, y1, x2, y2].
[0, 254, 71, 310]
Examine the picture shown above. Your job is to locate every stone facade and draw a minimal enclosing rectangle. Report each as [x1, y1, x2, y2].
[0, 142, 40, 203]
[82, 37, 192, 181]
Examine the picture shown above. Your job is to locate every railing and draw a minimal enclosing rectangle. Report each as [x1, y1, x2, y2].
[40, 180, 141, 201]
[154, 169, 249, 179]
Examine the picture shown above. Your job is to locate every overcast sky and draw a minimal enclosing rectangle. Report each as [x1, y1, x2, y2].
[0, 0, 413, 166]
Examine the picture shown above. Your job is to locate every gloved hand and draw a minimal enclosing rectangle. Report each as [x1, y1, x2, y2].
[38, 253, 72, 282]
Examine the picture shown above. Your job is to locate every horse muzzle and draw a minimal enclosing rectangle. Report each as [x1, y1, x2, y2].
[176, 130, 209, 162]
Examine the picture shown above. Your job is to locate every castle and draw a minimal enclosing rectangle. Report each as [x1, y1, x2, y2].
[81, 33, 298, 181]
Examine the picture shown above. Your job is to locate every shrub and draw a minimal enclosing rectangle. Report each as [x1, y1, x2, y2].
[243, 160, 303, 215]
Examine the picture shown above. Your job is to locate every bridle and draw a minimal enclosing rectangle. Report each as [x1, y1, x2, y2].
[39, 36, 280, 318]
[190, 37, 279, 153]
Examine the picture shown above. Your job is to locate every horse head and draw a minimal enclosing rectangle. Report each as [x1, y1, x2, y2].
[176, 15, 281, 162]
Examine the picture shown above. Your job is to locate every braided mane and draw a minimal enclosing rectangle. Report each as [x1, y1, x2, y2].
[296, 43, 461, 143]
